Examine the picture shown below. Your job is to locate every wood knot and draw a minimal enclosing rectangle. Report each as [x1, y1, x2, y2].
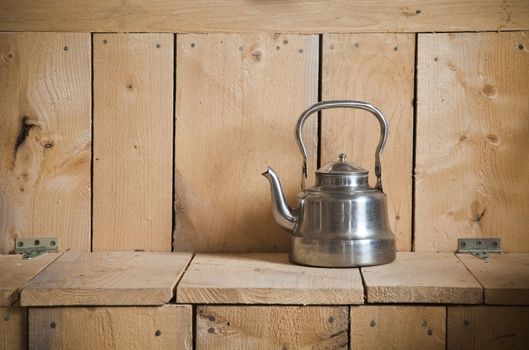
[486, 134, 499, 144]
[251, 50, 262, 62]
[481, 84, 496, 98]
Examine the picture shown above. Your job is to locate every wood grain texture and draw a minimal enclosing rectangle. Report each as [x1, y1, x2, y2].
[92, 33, 173, 252]
[415, 32, 529, 253]
[0, 307, 26, 350]
[0, 253, 60, 306]
[20, 251, 193, 306]
[177, 253, 364, 305]
[0, 1, 528, 33]
[197, 306, 348, 350]
[174, 34, 318, 252]
[29, 305, 192, 350]
[350, 306, 445, 350]
[362, 252, 482, 304]
[322, 33, 414, 251]
[0, 33, 91, 254]
[458, 253, 529, 305]
[447, 306, 529, 350]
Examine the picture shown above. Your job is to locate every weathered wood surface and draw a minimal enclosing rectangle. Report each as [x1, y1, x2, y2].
[177, 253, 364, 305]
[361, 252, 482, 304]
[1, 1, 528, 33]
[29, 305, 192, 350]
[0, 32, 91, 254]
[458, 254, 529, 305]
[197, 306, 348, 349]
[174, 34, 318, 252]
[321, 33, 414, 251]
[350, 306, 445, 350]
[92, 33, 174, 252]
[0, 307, 26, 350]
[447, 306, 529, 350]
[0, 253, 59, 306]
[415, 32, 529, 253]
[20, 251, 193, 306]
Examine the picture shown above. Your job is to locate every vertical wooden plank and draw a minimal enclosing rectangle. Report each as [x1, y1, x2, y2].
[174, 34, 318, 252]
[197, 306, 348, 349]
[321, 34, 415, 251]
[351, 306, 445, 350]
[447, 306, 529, 350]
[0, 33, 91, 253]
[29, 305, 192, 349]
[416, 32, 529, 252]
[93, 34, 173, 251]
[1, 307, 26, 350]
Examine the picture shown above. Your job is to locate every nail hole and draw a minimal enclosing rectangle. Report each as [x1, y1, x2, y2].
[434, 57, 439, 61]
[239, 46, 244, 51]
[190, 43, 195, 48]
[155, 330, 161, 336]
[328, 316, 335, 323]
[17, 241, 24, 247]
[276, 46, 280, 50]
[34, 240, 40, 246]
[50, 322, 56, 329]
[103, 39, 108, 44]
[394, 46, 398, 51]
[464, 320, 470, 326]
[156, 44, 161, 48]
[63, 46, 68, 52]
[354, 42, 360, 48]
[427, 329, 433, 336]
[283, 39, 288, 45]
[299, 49, 303, 53]
[208, 327, 215, 333]
[519, 44, 524, 50]
[370, 320, 376, 327]
[416, 9, 421, 14]
[50, 240, 56, 246]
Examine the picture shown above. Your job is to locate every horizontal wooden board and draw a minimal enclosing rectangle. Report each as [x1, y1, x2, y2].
[20, 251, 193, 306]
[447, 306, 529, 350]
[350, 306, 445, 350]
[29, 305, 192, 350]
[0, 307, 26, 350]
[92, 33, 174, 252]
[0, 1, 528, 32]
[0, 253, 59, 306]
[415, 32, 529, 252]
[0, 32, 91, 254]
[361, 253, 482, 304]
[174, 33, 318, 252]
[197, 306, 348, 349]
[457, 254, 529, 305]
[177, 253, 364, 305]
[321, 33, 415, 251]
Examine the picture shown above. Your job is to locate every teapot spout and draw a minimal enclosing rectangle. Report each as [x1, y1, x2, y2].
[261, 167, 297, 232]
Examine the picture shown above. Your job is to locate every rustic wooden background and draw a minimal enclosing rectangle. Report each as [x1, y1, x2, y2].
[1, 1, 528, 254]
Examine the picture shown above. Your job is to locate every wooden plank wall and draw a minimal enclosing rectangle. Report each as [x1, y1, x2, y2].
[1, 1, 528, 32]
[415, 32, 529, 252]
[174, 34, 318, 252]
[0, 33, 91, 254]
[92, 33, 173, 251]
[321, 33, 415, 251]
[0, 32, 528, 253]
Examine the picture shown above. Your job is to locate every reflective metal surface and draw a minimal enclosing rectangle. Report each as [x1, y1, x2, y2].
[263, 100, 396, 267]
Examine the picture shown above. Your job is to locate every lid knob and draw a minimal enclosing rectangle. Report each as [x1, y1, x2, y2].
[339, 153, 347, 162]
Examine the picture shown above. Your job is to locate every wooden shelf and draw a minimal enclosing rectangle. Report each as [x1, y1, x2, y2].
[362, 252, 483, 304]
[457, 253, 529, 305]
[177, 253, 364, 305]
[20, 251, 193, 306]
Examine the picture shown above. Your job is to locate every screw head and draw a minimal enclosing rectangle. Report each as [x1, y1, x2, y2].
[17, 241, 24, 247]
[50, 240, 56, 246]
[34, 240, 40, 246]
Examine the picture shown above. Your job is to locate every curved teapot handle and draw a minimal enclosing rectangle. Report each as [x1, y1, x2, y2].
[296, 100, 388, 191]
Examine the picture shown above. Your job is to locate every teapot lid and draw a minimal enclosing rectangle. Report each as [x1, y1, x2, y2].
[314, 153, 369, 189]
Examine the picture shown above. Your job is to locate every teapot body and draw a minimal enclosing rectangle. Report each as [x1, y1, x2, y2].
[290, 187, 395, 267]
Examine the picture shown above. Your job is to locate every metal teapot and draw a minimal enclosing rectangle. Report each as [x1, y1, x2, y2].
[262, 100, 396, 267]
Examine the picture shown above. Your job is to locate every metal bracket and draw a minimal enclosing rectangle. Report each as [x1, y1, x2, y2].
[15, 237, 59, 259]
[457, 238, 501, 260]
